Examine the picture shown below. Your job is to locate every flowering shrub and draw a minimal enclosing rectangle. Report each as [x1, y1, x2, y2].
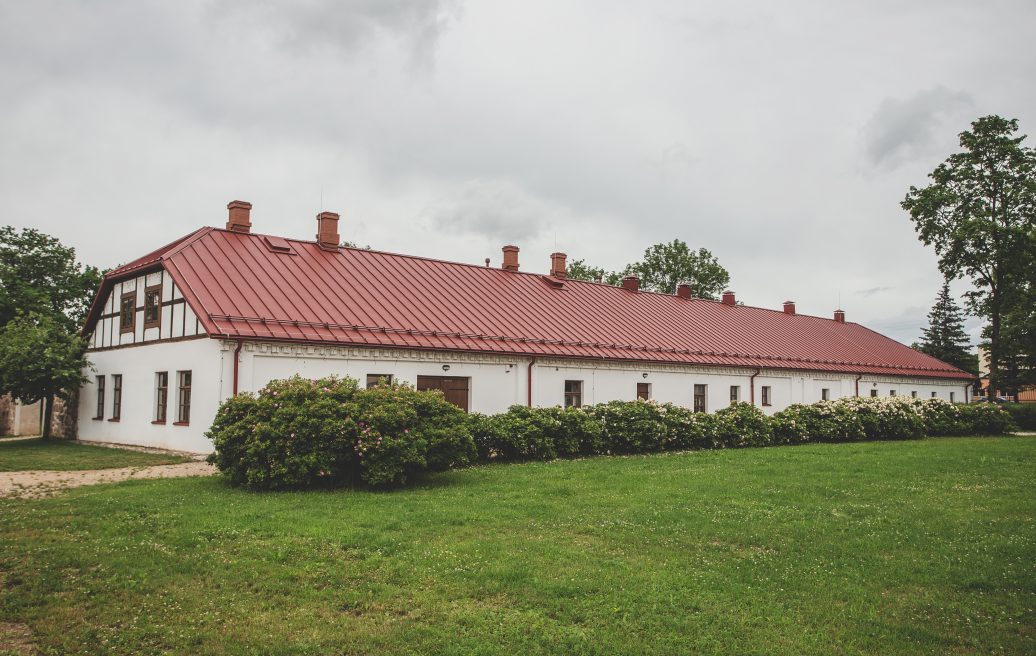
[588, 400, 669, 454]
[209, 376, 1015, 491]
[710, 402, 773, 448]
[207, 376, 475, 490]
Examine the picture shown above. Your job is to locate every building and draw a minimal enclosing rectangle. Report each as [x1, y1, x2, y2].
[977, 345, 1035, 403]
[77, 201, 973, 453]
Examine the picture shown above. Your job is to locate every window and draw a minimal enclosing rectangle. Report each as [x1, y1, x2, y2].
[911, 391, 918, 399]
[889, 390, 896, 396]
[821, 388, 830, 401]
[155, 372, 168, 423]
[730, 385, 740, 403]
[176, 370, 192, 424]
[637, 382, 650, 401]
[111, 375, 122, 421]
[870, 389, 878, 398]
[416, 376, 470, 411]
[931, 391, 937, 398]
[366, 374, 394, 388]
[119, 291, 136, 333]
[564, 380, 583, 408]
[143, 285, 162, 329]
[949, 392, 955, 403]
[94, 375, 105, 419]
[693, 384, 707, 413]
[761, 386, 772, 406]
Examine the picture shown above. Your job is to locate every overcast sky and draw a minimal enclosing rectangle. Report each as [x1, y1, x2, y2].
[2, 0, 1034, 345]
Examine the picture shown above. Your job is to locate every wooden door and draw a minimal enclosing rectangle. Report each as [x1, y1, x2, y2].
[416, 376, 470, 412]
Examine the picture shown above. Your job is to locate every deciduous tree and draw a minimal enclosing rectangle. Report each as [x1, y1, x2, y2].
[902, 116, 1036, 397]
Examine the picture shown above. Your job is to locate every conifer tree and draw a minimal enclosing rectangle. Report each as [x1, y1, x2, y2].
[915, 281, 976, 374]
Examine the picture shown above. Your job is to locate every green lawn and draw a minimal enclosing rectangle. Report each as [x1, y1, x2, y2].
[1, 437, 1034, 655]
[0, 438, 191, 471]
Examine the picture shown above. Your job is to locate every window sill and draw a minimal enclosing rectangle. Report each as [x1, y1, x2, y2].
[761, 404, 772, 407]
[107, 418, 120, 422]
[173, 421, 190, 427]
[92, 417, 104, 421]
[151, 420, 166, 425]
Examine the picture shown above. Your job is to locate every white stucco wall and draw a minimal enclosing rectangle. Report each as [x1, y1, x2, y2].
[78, 338, 223, 453]
[78, 338, 972, 453]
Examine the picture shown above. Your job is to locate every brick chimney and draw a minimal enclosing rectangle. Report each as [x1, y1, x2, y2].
[622, 275, 639, 292]
[226, 200, 252, 233]
[316, 211, 340, 251]
[550, 252, 567, 278]
[834, 309, 845, 323]
[783, 300, 796, 315]
[502, 245, 519, 272]
[721, 290, 736, 306]
[676, 282, 692, 299]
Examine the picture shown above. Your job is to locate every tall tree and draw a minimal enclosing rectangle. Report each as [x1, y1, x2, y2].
[0, 227, 102, 333]
[914, 281, 976, 374]
[901, 115, 1036, 397]
[624, 240, 730, 299]
[0, 313, 89, 438]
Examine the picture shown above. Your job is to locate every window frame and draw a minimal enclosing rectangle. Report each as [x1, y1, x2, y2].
[931, 391, 937, 398]
[761, 385, 772, 407]
[143, 285, 162, 329]
[693, 384, 707, 413]
[564, 380, 583, 408]
[119, 291, 136, 334]
[889, 390, 897, 397]
[366, 374, 394, 388]
[94, 375, 105, 419]
[154, 371, 169, 424]
[729, 385, 740, 404]
[110, 374, 122, 421]
[636, 382, 650, 401]
[949, 392, 955, 403]
[870, 389, 878, 398]
[175, 370, 192, 425]
[911, 391, 918, 399]
[821, 388, 830, 401]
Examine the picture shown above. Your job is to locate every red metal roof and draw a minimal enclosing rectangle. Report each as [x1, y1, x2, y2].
[86, 227, 972, 380]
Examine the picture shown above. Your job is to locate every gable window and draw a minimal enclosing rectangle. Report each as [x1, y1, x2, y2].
[154, 372, 168, 423]
[821, 388, 830, 401]
[143, 285, 162, 329]
[761, 386, 772, 406]
[637, 382, 650, 401]
[564, 380, 583, 408]
[366, 374, 394, 388]
[870, 389, 878, 398]
[94, 375, 105, 419]
[730, 385, 740, 403]
[693, 384, 707, 413]
[111, 375, 122, 421]
[176, 370, 192, 424]
[119, 291, 136, 334]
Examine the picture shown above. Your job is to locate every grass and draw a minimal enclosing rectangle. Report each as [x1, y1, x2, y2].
[1, 437, 1034, 655]
[0, 438, 191, 471]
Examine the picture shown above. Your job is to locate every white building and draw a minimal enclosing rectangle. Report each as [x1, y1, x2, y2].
[78, 201, 973, 453]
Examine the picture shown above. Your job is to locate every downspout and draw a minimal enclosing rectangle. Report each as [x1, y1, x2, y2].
[232, 339, 243, 395]
[854, 374, 863, 397]
[749, 368, 761, 405]
[527, 357, 536, 407]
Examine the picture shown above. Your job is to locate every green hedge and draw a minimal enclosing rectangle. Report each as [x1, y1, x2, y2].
[1003, 403, 1036, 430]
[208, 378, 1017, 489]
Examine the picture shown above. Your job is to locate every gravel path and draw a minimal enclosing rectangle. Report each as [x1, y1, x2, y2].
[0, 461, 217, 499]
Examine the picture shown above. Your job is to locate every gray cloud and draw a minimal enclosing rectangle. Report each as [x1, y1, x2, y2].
[2, 0, 1035, 348]
[861, 86, 975, 169]
[210, 0, 460, 69]
[426, 179, 557, 242]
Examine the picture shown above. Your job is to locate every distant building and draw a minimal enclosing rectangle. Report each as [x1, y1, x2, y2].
[976, 346, 1035, 402]
[78, 201, 974, 453]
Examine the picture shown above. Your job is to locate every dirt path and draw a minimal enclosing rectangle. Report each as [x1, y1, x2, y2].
[0, 461, 216, 499]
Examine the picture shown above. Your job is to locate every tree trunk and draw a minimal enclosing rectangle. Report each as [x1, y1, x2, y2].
[42, 393, 53, 439]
